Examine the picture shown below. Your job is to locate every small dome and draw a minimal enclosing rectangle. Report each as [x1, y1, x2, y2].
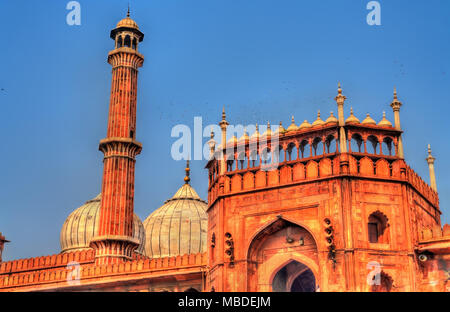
[298, 120, 312, 130]
[325, 111, 338, 124]
[345, 108, 360, 124]
[143, 167, 208, 258]
[286, 116, 298, 132]
[312, 111, 325, 127]
[228, 135, 238, 145]
[378, 112, 393, 127]
[274, 122, 285, 134]
[116, 17, 139, 30]
[362, 113, 377, 125]
[239, 128, 249, 142]
[251, 124, 260, 139]
[60, 194, 146, 255]
[262, 122, 272, 137]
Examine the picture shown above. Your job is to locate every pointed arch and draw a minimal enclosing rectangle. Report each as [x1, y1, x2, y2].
[246, 216, 318, 261]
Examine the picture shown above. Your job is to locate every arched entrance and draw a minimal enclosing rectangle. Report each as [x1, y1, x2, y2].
[272, 260, 316, 292]
[247, 217, 319, 291]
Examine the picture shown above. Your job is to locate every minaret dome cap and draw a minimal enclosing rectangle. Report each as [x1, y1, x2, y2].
[110, 12, 144, 42]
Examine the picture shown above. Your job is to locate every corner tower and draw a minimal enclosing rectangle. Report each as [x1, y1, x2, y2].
[90, 12, 145, 265]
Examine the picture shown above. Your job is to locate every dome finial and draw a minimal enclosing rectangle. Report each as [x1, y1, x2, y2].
[184, 160, 191, 184]
[127, 3, 130, 17]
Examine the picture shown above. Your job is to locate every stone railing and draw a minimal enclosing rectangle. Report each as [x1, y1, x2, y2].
[208, 153, 439, 208]
[0, 250, 94, 275]
[0, 252, 207, 289]
[405, 164, 439, 207]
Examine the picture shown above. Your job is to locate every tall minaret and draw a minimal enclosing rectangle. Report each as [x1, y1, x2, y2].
[390, 87, 404, 158]
[90, 11, 145, 265]
[426, 144, 437, 192]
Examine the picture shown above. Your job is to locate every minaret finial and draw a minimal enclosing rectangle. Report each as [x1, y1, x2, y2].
[184, 160, 191, 184]
[127, 3, 130, 17]
[394, 86, 397, 100]
[335, 82, 346, 105]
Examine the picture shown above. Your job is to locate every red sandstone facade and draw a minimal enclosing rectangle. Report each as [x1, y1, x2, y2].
[205, 118, 448, 291]
[0, 14, 449, 292]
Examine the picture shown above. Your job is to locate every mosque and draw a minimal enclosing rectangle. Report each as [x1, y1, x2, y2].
[0, 13, 449, 292]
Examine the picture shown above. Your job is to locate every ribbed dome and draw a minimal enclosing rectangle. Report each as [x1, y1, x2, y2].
[345, 108, 360, 124]
[60, 194, 146, 255]
[239, 129, 249, 142]
[251, 124, 260, 139]
[286, 116, 298, 132]
[325, 112, 338, 124]
[116, 17, 139, 30]
[262, 122, 272, 137]
[362, 113, 377, 125]
[312, 111, 325, 127]
[378, 112, 393, 127]
[274, 122, 285, 134]
[228, 135, 238, 145]
[298, 120, 312, 130]
[143, 173, 208, 259]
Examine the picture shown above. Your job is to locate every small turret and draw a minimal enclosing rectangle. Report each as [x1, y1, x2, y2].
[219, 107, 229, 175]
[390, 87, 404, 158]
[207, 130, 216, 159]
[335, 83, 348, 152]
[426, 144, 437, 192]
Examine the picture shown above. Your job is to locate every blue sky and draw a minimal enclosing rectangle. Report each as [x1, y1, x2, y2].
[1, 0, 449, 260]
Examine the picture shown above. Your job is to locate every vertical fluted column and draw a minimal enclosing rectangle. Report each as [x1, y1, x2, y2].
[90, 16, 145, 265]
